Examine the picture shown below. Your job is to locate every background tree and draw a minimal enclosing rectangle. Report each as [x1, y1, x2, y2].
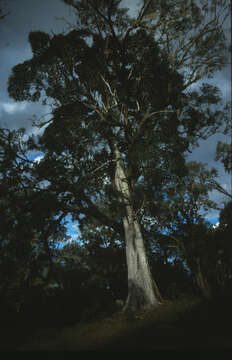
[7, 0, 229, 311]
[0, 127, 70, 314]
[216, 200, 232, 292]
[137, 160, 222, 299]
[219, 200, 232, 232]
[215, 112, 232, 174]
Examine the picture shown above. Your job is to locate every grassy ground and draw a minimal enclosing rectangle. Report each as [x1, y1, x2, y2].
[4, 296, 231, 352]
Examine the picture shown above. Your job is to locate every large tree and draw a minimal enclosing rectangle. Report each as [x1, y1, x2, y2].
[8, 0, 229, 311]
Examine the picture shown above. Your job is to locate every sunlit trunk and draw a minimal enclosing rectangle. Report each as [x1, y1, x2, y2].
[113, 143, 162, 311]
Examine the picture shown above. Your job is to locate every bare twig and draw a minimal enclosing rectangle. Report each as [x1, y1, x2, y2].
[100, 74, 116, 98]
[136, 100, 140, 111]
[90, 159, 116, 175]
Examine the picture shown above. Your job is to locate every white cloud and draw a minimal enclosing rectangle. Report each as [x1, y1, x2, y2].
[34, 155, 44, 163]
[0, 101, 28, 116]
[212, 222, 219, 229]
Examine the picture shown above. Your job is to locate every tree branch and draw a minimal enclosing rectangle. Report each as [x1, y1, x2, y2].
[88, 0, 116, 38]
[207, 179, 232, 199]
[134, 110, 175, 140]
[79, 192, 125, 238]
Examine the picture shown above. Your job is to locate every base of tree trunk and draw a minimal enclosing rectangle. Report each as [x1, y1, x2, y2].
[122, 301, 161, 313]
[121, 279, 162, 313]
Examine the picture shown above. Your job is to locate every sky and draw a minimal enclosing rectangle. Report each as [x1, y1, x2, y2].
[0, 0, 231, 241]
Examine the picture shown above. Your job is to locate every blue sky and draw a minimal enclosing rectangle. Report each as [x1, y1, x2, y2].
[0, 0, 230, 243]
[63, 215, 80, 243]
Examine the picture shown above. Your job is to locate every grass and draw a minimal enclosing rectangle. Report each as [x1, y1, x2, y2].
[11, 295, 232, 352]
[1, 295, 232, 351]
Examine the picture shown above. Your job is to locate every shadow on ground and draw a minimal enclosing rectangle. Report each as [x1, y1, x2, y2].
[3, 296, 232, 352]
[95, 295, 232, 351]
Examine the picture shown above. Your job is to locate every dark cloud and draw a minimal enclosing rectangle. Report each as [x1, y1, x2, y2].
[2, 0, 75, 46]
[1, 0, 75, 131]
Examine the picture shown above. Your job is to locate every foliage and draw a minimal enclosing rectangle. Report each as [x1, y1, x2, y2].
[214, 95, 231, 173]
[215, 140, 232, 173]
[219, 200, 232, 231]
[0, 127, 71, 313]
[155, 199, 232, 297]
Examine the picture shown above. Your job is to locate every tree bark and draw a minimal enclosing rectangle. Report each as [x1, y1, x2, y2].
[194, 257, 212, 300]
[113, 143, 162, 311]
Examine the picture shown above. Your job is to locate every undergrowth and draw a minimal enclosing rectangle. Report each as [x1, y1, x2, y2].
[2, 295, 232, 351]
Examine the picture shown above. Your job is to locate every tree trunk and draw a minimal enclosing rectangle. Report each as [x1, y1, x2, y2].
[113, 143, 162, 311]
[122, 215, 163, 310]
[194, 257, 212, 300]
